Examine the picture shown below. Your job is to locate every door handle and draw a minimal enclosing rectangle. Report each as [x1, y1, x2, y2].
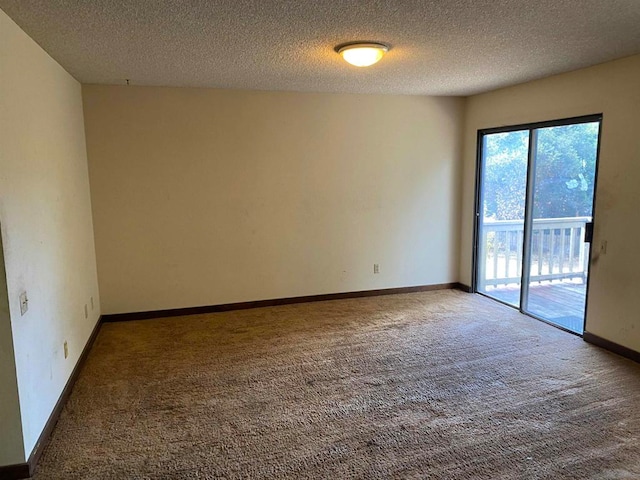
[584, 222, 594, 243]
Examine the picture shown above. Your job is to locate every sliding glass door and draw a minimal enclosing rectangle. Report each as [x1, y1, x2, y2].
[476, 130, 529, 307]
[475, 116, 601, 334]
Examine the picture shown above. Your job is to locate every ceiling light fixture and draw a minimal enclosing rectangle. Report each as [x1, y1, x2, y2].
[335, 42, 390, 67]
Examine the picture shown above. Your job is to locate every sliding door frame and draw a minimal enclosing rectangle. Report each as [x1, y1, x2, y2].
[520, 128, 537, 312]
[472, 113, 603, 335]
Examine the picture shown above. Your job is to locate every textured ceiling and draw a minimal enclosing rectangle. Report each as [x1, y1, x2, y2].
[2, 0, 640, 96]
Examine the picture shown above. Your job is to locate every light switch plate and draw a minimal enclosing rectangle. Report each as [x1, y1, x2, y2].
[19, 291, 28, 316]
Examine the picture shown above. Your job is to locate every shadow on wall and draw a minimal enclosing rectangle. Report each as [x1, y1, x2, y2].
[0, 222, 27, 466]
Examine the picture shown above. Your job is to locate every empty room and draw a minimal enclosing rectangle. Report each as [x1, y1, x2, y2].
[1, 1, 640, 479]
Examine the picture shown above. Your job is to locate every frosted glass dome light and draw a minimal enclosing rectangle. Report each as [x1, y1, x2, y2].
[336, 42, 389, 67]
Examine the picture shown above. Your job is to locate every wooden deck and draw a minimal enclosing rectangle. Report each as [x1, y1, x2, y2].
[482, 279, 586, 333]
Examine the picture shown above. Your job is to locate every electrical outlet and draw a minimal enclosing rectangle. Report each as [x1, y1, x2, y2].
[19, 291, 29, 316]
[84, 304, 88, 319]
[373, 264, 380, 274]
[63, 341, 68, 359]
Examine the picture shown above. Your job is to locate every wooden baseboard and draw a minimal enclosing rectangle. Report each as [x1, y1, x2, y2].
[0, 464, 30, 480]
[0, 317, 104, 480]
[583, 332, 640, 364]
[103, 282, 468, 322]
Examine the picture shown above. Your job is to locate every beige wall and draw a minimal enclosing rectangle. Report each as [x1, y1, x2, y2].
[0, 9, 101, 459]
[461, 54, 640, 352]
[83, 86, 464, 314]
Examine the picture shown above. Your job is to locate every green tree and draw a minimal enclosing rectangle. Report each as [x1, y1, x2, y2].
[532, 123, 598, 218]
[483, 130, 528, 220]
[482, 122, 598, 220]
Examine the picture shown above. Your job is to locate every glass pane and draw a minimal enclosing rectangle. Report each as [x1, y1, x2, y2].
[477, 130, 529, 306]
[524, 122, 600, 333]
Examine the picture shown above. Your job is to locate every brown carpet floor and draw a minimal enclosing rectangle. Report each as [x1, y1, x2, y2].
[33, 290, 640, 479]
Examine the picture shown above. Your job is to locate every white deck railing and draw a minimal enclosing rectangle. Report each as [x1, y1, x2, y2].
[478, 217, 591, 288]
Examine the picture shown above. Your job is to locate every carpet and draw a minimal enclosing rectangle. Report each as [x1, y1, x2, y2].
[32, 290, 640, 479]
